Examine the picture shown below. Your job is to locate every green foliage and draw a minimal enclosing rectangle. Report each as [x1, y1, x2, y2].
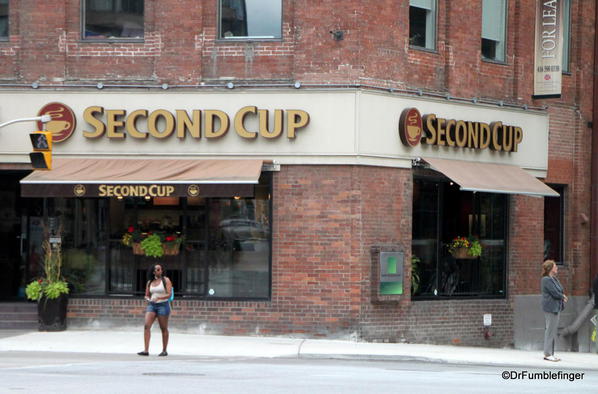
[25, 278, 69, 301]
[140, 234, 164, 258]
[468, 239, 482, 257]
[25, 280, 43, 300]
[45, 281, 69, 299]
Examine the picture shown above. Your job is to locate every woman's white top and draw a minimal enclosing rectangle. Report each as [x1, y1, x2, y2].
[149, 279, 167, 303]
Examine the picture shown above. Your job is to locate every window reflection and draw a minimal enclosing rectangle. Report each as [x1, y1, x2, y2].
[220, 0, 282, 39]
[84, 0, 144, 39]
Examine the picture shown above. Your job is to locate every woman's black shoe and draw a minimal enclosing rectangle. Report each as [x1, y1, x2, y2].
[158, 351, 168, 357]
[137, 351, 149, 356]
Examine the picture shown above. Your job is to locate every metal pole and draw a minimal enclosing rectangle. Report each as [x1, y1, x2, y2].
[0, 115, 52, 129]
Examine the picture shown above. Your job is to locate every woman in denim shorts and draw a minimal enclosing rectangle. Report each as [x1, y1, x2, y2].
[137, 263, 172, 357]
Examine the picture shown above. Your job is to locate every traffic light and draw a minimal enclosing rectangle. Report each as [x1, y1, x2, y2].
[29, 131, 52, 170]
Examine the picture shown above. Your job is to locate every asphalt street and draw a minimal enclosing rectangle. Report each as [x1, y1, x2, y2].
[1, 351, 596, 394]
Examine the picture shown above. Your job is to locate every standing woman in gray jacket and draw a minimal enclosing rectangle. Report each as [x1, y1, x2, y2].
[541, 260, 568, 361]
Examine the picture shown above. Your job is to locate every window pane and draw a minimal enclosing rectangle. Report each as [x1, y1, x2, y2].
[544, 185, 564, 263]
[106, 176, 271, 299]
[412, 178, 507, 299]
[562, 0, 570, 72]
[481, 0, 506, 61]
[220, 0, 282, 39]
[412, 179, 439, 297]
[207, 185, 271, 298]
[84, 0, 144, 39]
[0, 0, 8, 38]
[409, 0, 436, 49]
[51, 198, 108, 296]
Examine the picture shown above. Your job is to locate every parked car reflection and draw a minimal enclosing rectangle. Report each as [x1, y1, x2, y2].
[218, 218, 270, 252]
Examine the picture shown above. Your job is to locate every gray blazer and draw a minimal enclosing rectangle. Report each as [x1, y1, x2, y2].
[541, 276, 564, 313]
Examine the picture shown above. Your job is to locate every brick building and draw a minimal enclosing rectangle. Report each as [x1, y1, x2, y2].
[0, 1, 596, 351]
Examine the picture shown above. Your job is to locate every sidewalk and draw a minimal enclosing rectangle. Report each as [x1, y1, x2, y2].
[0, 329, 597, 371]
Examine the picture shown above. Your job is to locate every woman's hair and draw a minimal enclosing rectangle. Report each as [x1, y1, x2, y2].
[148, 263, 166, 281]
[542, 260, 556, 277]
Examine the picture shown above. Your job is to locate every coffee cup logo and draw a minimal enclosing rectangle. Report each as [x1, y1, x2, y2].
[399, 108, 423, 147]
[37, 102, 76, 143]
[73, 184, 86, 197]
[187, 185, 200, 197]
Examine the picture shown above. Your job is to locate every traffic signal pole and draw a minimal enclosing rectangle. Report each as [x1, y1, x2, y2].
[0, 114, 52, 129]
[0, 114, 54, 170]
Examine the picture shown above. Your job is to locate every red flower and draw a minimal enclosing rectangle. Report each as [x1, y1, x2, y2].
[128, 226, 134, 233]
[165, 235, 175, 242]
[38, 279, 43, 284]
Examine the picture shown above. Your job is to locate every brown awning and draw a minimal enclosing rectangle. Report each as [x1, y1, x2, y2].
[422, 157, 559, 197]
[20, 158, 264, 198]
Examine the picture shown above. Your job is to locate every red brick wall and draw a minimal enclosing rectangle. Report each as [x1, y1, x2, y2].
[68, 165, 511, 346]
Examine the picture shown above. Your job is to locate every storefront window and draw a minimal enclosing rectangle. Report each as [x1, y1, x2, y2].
[412, 177, 507, 298]
[83, 0, 144, 40]
[105, 174, 272, 299]
[219, 0, 282, 39]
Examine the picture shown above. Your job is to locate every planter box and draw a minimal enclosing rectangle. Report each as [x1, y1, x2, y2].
[38, 294, 68, 331]
[450, 247, 477, 260]
[132, 242, 180, 256]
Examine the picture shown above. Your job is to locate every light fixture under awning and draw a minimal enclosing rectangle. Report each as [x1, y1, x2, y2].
[421, 157, 559, 197]
[20, 158, 265, 198]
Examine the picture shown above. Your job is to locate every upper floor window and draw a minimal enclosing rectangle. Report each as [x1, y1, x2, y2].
[0, 0, 8, 39]
[562, 0, 571, 72]
[219, 0, 282, 40]
[83, 0, 144, 40]
[481, 0, 506, 62]
[409, 0, 436, 50]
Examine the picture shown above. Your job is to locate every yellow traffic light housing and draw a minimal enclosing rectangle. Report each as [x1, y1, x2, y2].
[29, 131, 52, 170]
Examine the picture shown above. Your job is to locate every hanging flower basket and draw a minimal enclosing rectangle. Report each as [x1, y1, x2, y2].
[123, 227, 184, 258]
[451, 247, 477, 260]
[163, 242, 181, 256]
[447, 236, 482, 259]
[132, 242, 144, 255]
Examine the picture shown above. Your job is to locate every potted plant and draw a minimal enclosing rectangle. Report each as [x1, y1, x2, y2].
[448, 236, 482, 259]
[25, 238, 70, 331]
[122, 226, 183, 258]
